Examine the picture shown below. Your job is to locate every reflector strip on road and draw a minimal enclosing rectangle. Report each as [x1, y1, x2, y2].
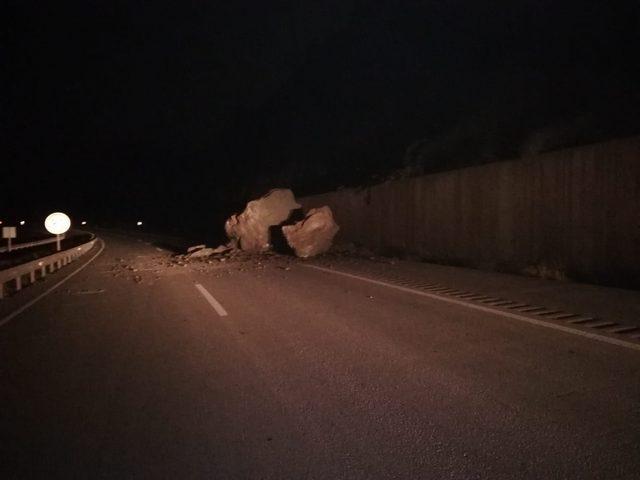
[194, 283, 228, 317]
[610, 325, 639, 334]
[303, 264, 640, 353]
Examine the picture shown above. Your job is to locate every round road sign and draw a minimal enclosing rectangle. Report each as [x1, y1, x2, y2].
[44, 212, 71, 235]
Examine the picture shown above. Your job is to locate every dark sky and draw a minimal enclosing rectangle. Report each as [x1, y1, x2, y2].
[3, 1, 639, 235]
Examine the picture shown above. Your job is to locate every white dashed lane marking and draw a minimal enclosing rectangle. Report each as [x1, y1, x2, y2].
[194, 283, 228, 317]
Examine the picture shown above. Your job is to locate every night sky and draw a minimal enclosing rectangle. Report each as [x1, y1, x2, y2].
[4, 1, 639, 238]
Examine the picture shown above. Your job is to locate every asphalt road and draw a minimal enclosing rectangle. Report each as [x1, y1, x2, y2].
[1, 233, 639, 479]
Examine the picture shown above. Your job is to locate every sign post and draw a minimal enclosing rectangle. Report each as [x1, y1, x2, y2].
[44, 212, 71, 252]
[2, 227, 17, 252]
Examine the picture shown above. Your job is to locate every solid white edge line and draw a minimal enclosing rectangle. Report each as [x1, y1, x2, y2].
[0, 238, 106, 328]
[303, 264, 640, 353]
[194, 283, 228, 317]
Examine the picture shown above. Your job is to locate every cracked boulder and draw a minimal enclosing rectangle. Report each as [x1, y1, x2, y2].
[225, 189, 301, 252]
[282, 206, 339, 258]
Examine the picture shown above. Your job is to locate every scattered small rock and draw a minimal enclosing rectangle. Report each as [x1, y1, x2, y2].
[211, 244, 233, 255]
[185, 248, 216, 259]
[73, 288, 105, 295]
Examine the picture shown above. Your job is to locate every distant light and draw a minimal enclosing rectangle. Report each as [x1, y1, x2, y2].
[44, 212, 71, 235]
[136, 221, 143, 226]
[0, 220, 3, 225]
[19, 220, 25, 226]
[81, 221, 87, 225]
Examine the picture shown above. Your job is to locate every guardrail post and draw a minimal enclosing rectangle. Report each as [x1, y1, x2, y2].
[1, 235, 96, 301]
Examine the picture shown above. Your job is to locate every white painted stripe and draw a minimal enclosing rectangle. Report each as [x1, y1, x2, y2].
[0, 239, 106, 328]
[304, 264, 640, 353]
[194, 283, 228, 317]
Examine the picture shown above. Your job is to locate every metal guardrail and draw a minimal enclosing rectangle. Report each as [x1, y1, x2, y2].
[0, 234, 66, 253]
[0, 236, 97, 299]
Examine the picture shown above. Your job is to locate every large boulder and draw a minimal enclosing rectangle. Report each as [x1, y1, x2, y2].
[282, 206, 339, 258]
[225, 189, 301, 252]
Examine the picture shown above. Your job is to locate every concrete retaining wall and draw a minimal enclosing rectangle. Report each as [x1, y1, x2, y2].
[300, 136, 640, 288]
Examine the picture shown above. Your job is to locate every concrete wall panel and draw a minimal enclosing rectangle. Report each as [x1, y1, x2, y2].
[300, 136, 640, 288]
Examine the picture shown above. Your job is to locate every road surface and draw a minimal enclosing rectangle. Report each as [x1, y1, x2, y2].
[1, 233, 639, 479]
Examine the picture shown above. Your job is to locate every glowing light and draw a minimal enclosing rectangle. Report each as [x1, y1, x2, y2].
[81, 221, 87, 225]
[19, 220, 26, 226]
[44, 212, 71, 235]
[137, 221, 143, 226]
